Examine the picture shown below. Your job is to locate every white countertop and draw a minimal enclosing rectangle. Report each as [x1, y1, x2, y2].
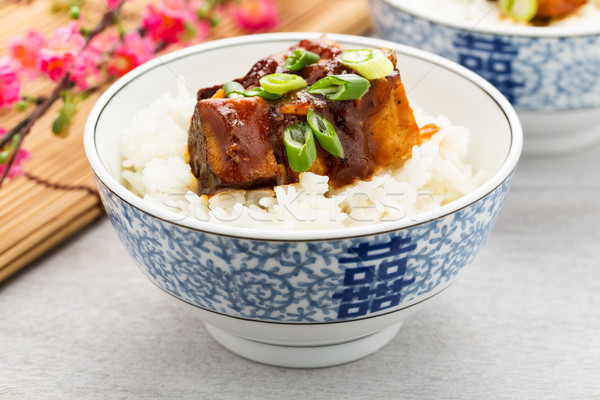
[2, 142, 600, 400]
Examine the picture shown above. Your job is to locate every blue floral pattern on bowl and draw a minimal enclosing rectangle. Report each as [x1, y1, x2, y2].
[369, 0, 600, 111]
[96, 174, 513, 324]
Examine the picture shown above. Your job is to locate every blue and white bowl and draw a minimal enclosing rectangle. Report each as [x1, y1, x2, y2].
[369, 0, 600, 155]
[84, 33, 522, 368]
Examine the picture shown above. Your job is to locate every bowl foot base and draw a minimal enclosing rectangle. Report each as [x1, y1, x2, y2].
[519, 108, 600, 156]
[205, 322, 402, 368]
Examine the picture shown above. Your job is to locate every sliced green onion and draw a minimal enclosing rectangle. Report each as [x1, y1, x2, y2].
[284, 49, 320, 72]
[243, 87, 282, 100]
[340, 49, 394, 80]
[283, 121, 317, 173]
[223, 81, 246, 98]
[499, 0, 538, 21]
[307, 74, 370, 101]
[306, 110, 344, 158]
[259, 73, 307, 95]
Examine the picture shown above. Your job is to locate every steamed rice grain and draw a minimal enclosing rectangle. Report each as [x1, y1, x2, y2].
[120, 91, 488, 230]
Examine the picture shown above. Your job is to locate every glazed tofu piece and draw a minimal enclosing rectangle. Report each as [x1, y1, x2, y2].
[188, 97, 283, 194]
[187, 38, 421, 195]
[366, 72, 421, 167]
[306, 70, 420, 187]
[536, 0, 587, 18]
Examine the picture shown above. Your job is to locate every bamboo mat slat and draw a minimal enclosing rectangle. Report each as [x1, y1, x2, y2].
[0, 0, 372, 283]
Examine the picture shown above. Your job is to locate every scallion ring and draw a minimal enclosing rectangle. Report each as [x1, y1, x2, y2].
[340, 49, 394, 80]
[306, 110, 344, 158]
[284, 49, 320, 72]
[307, 74, 370, 101]
[243, 87, 282, 100]
[259, 73, 307, 95]
[283, 121, 317, 173]
[223, 81, 246, 98]
[499, 0, 538, 21]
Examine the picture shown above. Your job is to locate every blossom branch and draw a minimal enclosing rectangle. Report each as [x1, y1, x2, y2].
[0, 0, 280, 189]
[0, 134, 25, 189]
[83, 1, 125, 47]
[0, 75, 72, 189]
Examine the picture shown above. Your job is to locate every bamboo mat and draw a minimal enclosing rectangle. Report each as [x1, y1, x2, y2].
[0, 0, 371, 283]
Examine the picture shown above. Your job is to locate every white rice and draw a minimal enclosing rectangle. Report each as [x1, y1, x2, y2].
[120, 91, 488, 230]
[396, 0, 600, 27]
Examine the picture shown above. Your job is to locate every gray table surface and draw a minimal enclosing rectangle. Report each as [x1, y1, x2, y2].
[1, 141, 600, 400]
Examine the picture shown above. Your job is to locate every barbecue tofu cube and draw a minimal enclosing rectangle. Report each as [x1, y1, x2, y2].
[187, 37, 422, 195]
[188, 96, 281, 194]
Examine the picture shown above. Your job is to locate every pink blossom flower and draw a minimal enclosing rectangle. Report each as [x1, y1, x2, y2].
[87, 30, 119, 54]
[0, 57, 20, 109]
[106, 32, 156, 77]
[232, 0, 279, 31]
[105, 0, 123, 9]
[67, 30, 104, 90]
[194, 19, 211, 42]
[38, 22, 85, 82]
[104, 0, 133, 10]
[70, 47, 102, 89]
[0, 128, 31, 180]
[8, 30, 46, 77]
[141, 0, 197, 44]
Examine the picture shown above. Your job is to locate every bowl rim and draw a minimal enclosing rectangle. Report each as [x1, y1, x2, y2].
[379, 0, 600, 38]
[84, 32, 523, 242]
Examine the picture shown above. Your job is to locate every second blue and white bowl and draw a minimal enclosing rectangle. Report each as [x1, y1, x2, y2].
[370, 0, 600, 155]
